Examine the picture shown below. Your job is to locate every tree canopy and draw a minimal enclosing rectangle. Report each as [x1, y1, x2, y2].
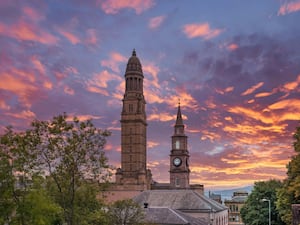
[240, 179, 284, 225]
[276, 124, 300, 225]
[0, 114, 111, 225]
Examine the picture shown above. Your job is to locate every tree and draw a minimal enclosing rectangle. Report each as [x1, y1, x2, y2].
[30, 113, 111, 225]
[15, 175, 63, 225]
[0, 114, 112, 225]
[240, 179, 284, 225]
[107, 199, 145, 225]
[276, 125, 300, 225]
[0, 126, 41, 225]
[0, 129, 15, 224]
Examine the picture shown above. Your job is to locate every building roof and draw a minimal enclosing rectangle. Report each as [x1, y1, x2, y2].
[225, 195, 248, 203]
[144, 207, 208, 225]
[133, 190, 228, 213]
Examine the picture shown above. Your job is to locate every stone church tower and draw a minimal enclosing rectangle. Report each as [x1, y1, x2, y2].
[169, 103, 190, 189]
[115, 50, 152, 190]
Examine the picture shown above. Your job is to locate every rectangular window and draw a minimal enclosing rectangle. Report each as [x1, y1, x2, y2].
[129, 104, 133, 112]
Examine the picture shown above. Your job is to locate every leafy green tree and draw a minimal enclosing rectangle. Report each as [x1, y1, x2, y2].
[240, 179, 284, 225]
[0, 129, 15, 224]
[0, 114, 112, 225]
[0, 126, 41, 225]
[107, 199, 145, 225]
[14, 175, 63, 225]
[30, 113, 111, 225]
[276, 125, 300, 225]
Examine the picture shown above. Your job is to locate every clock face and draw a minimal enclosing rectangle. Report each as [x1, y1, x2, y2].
[173, 157, 182, 167]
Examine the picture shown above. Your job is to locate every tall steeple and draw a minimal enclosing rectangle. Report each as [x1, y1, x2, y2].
[116, 49, 152, 190]
[170, 102, 190, 189]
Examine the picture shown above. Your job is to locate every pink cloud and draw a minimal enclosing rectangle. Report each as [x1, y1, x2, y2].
[64, 86, 75, 95]
[5, 110, 36, 120]
[0, 99, 10, 110]
[99, 0, 154, 14]
[31, 56, 46, 75]
[0, 72, 38, 107]
[278, 0, 300, 15]
[144, 64, 160, 88]
[100, 52, 127, 73]
[86, 70, 122, 96]
[148, 15, 166, 29]
[0, 20, 58, 44]
[56, 27, 80, 45]
[85, 28, 98, 45]
[182, 22, 224, 39]
[43, 81, 53, 90]
[22, 6, 45, 21]
[227, 43, 239, 51]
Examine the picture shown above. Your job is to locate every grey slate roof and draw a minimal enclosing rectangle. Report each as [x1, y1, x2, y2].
[144, 207, 208, 225]
[133, 190, 228, 212]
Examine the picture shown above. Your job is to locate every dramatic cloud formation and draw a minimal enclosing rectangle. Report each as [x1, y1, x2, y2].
[0, 1, 299, 190]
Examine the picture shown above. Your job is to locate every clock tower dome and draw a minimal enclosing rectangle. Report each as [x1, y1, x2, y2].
[170, 102, 190, 189]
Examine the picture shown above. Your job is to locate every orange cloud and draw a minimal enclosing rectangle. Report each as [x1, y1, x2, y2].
[200, 130, 221, 142]
[255, 91, 274, 98]
[100, 0, 154, 14]
[148, 112, 174, 122]
[283, 74, 300, 91]
[278, 0, 300, 15]
[182, 22, 224, 39]
[268, 99, 300, 110]
[0, 20, 58, 44]
[148, 15, 165, 29]
[227, 106, 274, 124]
[241, 82, 264, 96]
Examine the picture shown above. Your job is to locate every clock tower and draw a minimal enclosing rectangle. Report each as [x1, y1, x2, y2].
[170, 103, 190, 189]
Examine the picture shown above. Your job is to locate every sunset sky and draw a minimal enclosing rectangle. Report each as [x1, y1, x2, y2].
[1, 0, 300, 190]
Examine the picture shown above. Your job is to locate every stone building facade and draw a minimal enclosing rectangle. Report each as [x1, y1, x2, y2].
[224, 191, 248, 225]
[106, 50, 228, 225]
[114, 49, 152, 191]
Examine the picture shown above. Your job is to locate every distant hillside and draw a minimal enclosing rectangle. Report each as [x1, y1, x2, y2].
[205, 185, 253, 201]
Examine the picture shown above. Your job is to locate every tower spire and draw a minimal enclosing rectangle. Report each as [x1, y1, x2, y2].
[176, 100, 183, 126]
